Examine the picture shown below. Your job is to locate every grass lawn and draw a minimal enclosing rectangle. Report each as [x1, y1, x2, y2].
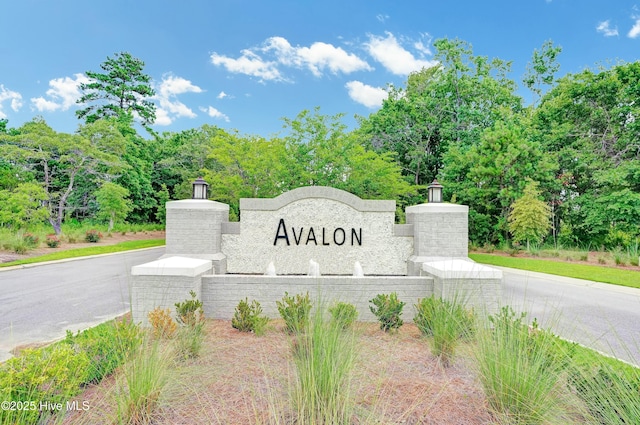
[470, 253, 640, 289]
[0, 239, 165, 268]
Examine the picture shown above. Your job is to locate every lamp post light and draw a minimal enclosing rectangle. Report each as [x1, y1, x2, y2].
[427, 179, 443, 203]
[192, 177, 209, 200]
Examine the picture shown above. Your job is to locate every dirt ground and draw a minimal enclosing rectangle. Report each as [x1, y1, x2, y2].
[63, 320, 494, 425]
[0, 230, 165, 264]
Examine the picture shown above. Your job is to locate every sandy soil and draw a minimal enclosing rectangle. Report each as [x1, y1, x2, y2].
[63, 320, 494, 425]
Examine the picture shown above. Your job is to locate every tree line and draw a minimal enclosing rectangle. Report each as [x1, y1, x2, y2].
[0, 43, 638, 249]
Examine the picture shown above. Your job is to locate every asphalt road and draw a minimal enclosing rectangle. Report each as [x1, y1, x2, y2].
[499, 267, 640, 366]
[1, 251, 639, 365]
[0, 247, 164, 362]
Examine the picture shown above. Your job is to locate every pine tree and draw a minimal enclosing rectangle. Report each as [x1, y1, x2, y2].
[508, 180, 551, 250]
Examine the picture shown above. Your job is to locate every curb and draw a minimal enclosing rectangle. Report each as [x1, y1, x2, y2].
[0, 246, 165, 272]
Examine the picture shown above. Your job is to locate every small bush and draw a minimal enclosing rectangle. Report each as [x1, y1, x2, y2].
[277, 292, 312, 334]
[0, 344, 90, 424]
[65, 318, 141, 385]
[329, 302, 359, 329]
[45, 234, 61, 248]
[232, 298, 270, 335]
[148, 307, 177, 339]
[174, 291, 206, 359]
[22, 232, 39, 247]
[84, 229, 103, 243]
[369, 292, 405, 332]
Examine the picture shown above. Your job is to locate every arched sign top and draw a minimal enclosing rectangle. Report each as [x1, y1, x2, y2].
[239, 186, 396, 212]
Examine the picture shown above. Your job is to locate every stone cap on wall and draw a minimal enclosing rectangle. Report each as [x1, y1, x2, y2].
[131, 256, 212, 277]
[422, 259, 502, 279]
[406, 203, 469, 214]
[239, 186, 396, 212]
[166, 199, 230, 210]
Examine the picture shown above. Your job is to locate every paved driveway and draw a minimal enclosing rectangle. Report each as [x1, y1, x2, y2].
[0, 247, 164, 362]
[499, 267, 640, 365]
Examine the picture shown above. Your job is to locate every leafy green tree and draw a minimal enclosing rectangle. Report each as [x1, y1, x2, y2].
[442, 110, 556, 244]
[508, 180, 551, 250]
[523, 40, 562, 105]
[532, 61, 640, 245]
[76, 52, 156, 126]
[95, 182, 132, 231]
[359, 37, 521, 199]
[0, 118, 124, 234]
[0, 182, 48, 229]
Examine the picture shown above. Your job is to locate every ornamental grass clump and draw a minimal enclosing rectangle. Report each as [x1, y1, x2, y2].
[369, 292, 405, 332]
[291, 306, 357, 424]
[474, 306, 571, 424]
[568, 361, 640, 424]
[115, 338, 172, 425]
[414, 294, 476, 366]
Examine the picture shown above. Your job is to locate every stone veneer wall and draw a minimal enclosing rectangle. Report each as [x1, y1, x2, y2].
[201, 274, 433, 321]
[221, 186, 413, 275]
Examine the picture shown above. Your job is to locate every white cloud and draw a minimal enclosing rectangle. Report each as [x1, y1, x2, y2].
[201, 106, 230, 122]
[294, 41, 372, 76]
[211, 36, 371, 81]
[30, 73, 88, 112]
[0, 85, 23, 118]
[211, 49, 283, 81]
[153, 75, 203, 125]
[158, 75, 203, 97]
[628, 18, 640, 38]
[376, 14, 389, 23]
[365, 32, 437, 76]
[596, 20, 619, 36]
[217, 91, 229, 99]
[154, 108, 172, 126]
[345, 81, 387, 108]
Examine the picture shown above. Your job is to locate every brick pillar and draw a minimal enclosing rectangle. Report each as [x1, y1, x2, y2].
[164, 199, 229, 261]
[405, 203, 469, 274]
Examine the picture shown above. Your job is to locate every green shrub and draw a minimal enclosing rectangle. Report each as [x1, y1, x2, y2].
[175, 290, 204, 327]
[174, 291, 206, 359]
[84, 229, 103, 243]
[329, 302, 358, 330]
[45, 234, 60, 248]
[232, 298, 270, 335]
[369, 292, 405, 332]
[22, 232, 39, 247]
[277, 292, 312, 334]
[0, 344, 90, 424]
[65, 318, 141, 384]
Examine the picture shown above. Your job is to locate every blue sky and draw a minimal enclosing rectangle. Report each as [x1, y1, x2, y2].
[1, 0, 639, 137]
